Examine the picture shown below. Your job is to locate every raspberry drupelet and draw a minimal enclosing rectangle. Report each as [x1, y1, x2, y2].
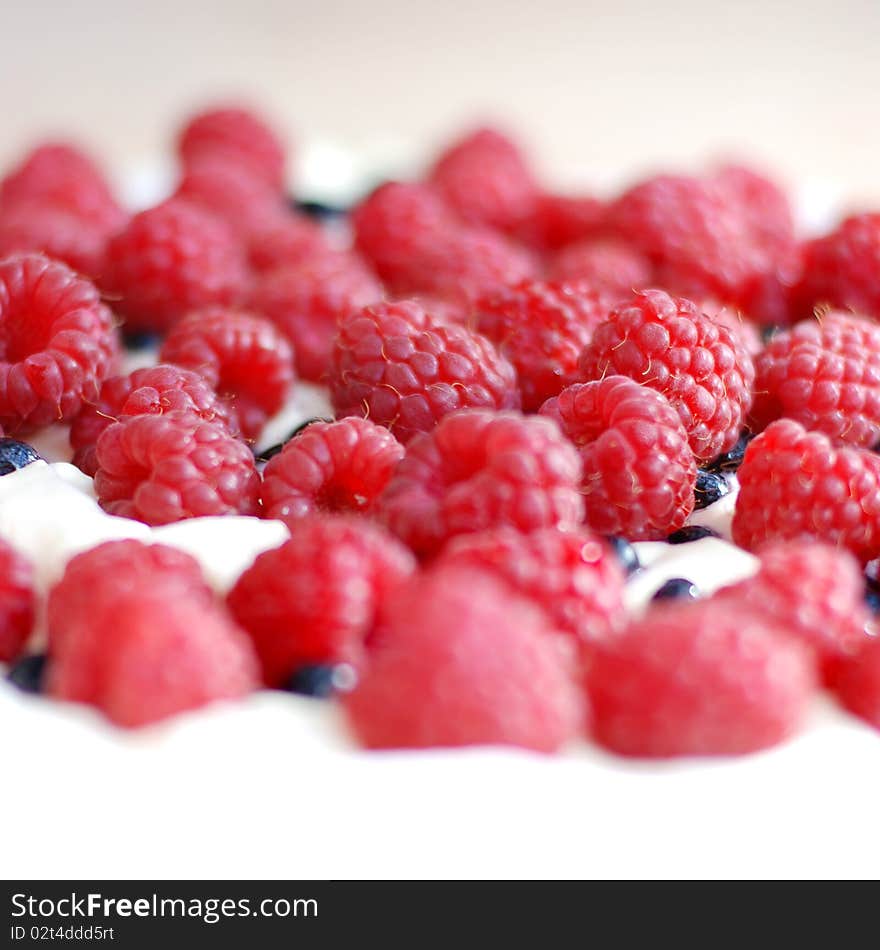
[0, 538, 34, 663]
[329, 300, 520, 443]
[540, 376, 697, 540]
[578, 289, 755, 462]
[261, 417, 404, 524]
[0, 253, 118, 434]
[160, 307, 295, 441]
[378, 408, 584, 558]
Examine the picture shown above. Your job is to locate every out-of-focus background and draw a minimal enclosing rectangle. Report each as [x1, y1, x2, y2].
[3, 0, 880, 204]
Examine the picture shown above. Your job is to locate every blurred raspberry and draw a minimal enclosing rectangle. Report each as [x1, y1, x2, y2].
[247, 212, 333, 274]
[0, 539, 34, 663]
[825, 638, 880, 731]
[548, 238, 653, 296]
[518, 192, 606, 251]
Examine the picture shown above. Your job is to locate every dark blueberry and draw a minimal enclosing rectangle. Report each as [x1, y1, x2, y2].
[254, 417, 334, 463]
[605, 536, 640, 575]
[5, 653, 47, 694]
[706, 432, 754, 473]
[693, 470, 731, 510]
[761, 324, 783, 344]
[0, 438, 41, 476]
[288, 197, 348, 221]
[652, 577, 700, 601]
[121, 329, 162, 351]
[282, 664, 357, 699]
[865, 574, 880, 612]
[667, 525, 718, 544]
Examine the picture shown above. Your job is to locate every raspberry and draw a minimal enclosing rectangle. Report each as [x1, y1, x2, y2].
[716, 164, 797, 261]
[731, 418, 880, 561]
[247, 212, 332, 274]
[378, 409, 584, 557]
[261, 417, 404, 523]
[435, 527, 625, 657]
[472, 280, 612, 411]
[93, 410, 260, 525]
[428, 127, 539, 234]
[825, 639, 880, 731]
[100, 198, 248, 333]
[587, 600, 816, 757]
[177, 105, 286, 190]
[540, 377, 697, 540]
[160, 307, 295, 440]
[751, 311, 880, 448]
[701, 299, 763, 356]
[343, 565, 585, 752]
[548, 238, 653, 296]
[714, 541, 872, 670]
[70, 364, 239, 477]
[793, 214, 880, 320]
[0, 253, 118, 434]
[329, 300, 520, 443]
[226, 514, 416, 684]
[0, 538, 34, 663]
[518, 192, 606, 252]
[249, 251, 381, 381]
[578, 289, 755, 462]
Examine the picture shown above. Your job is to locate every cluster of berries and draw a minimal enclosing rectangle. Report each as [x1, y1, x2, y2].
[2, 106, 880, 755]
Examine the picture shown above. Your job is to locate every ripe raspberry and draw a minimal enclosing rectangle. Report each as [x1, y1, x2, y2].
[732, 418, 880, 561]
[540, 377, 697, 540]
[578, 289, 755, 462]
[249, 251, 381, 381]
[261, 417, 404, 523]
[700, 299, 763, 356]
[714, 541, 872, 670]
[517, 192, 606, 252]
[70, 363, 240, 476]
[825, 639, 880, 731]
[472, 280, 613, 411]
[93, 410, 260, 525]
[435, 527, 625, 656]
[0, 253, 118, 434]
[587, 599, 816, 757]
[100, 198, 248, 333]
[548, 238, 653, 296]
[0, 538, 34, 663]
[160, 307, 295, 440]
[751, 311, 880, 448]
[329, 300, 519, 443]
[793, 214, 880, 320]
[343, 565, 585, 752]
[227, 514, 416, 685]
[379, 409, 584, 557]
[428, 127, 539, 234]
[177, 105, 287, 190]
[247, 212, 332, 274]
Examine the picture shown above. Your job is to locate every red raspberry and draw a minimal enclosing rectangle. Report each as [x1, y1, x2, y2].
[587, 600, 816, 757]
[578, 289, 755, 462]
[714, 541, 872, 672]
[751, 311, 880, 448]
[329, 300, 519, 443]
[261, 417, 404, 523]
[700, 299, 763, 356]
[517, 192, 606, 252]
[379, 409, 584, 557]
[94, 410, 260, 525]
[344, 564, 585, 752]
[793, 214, 880, 320]
[227, 514, 416, 685]
[160, 307, 295, 440]
[540, 377, 696, 540]
[825, 639, 880, 731]
[177, 105, 287, 190]
[70, 364, 239, 477]
[0, 253, 118, 434]
[548, 238, 653, 296]
[472, 280, 613, 411]
[100, 198, 248, 333]
[249, 251, 381, 381]
[716, 164, 797, 261]
[0, 538, 34, 663]
[428, 127, 539, 234]
[435, 527, 625, 657]
[0, 143, 125, 231]
[731, 418, 880, 561]
[247, 212, 332, 274]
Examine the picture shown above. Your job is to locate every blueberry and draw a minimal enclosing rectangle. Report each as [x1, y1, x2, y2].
[652, 577, 700, 601]
[667, 525, 718, 544]
[288, 197, 348, 221]
[5, 653, 47, 694]
[254, 417, 334, 463]
[761, 324, 783, 344]
[706, 432, 753, 473]
[121, 329, 162, 351]
[865, 575, 880, 612]
[282, 664, 357, 699]
[605, 536, 640, 575]
[0, 438, 41, 476]
[694, 470, 730, 510]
